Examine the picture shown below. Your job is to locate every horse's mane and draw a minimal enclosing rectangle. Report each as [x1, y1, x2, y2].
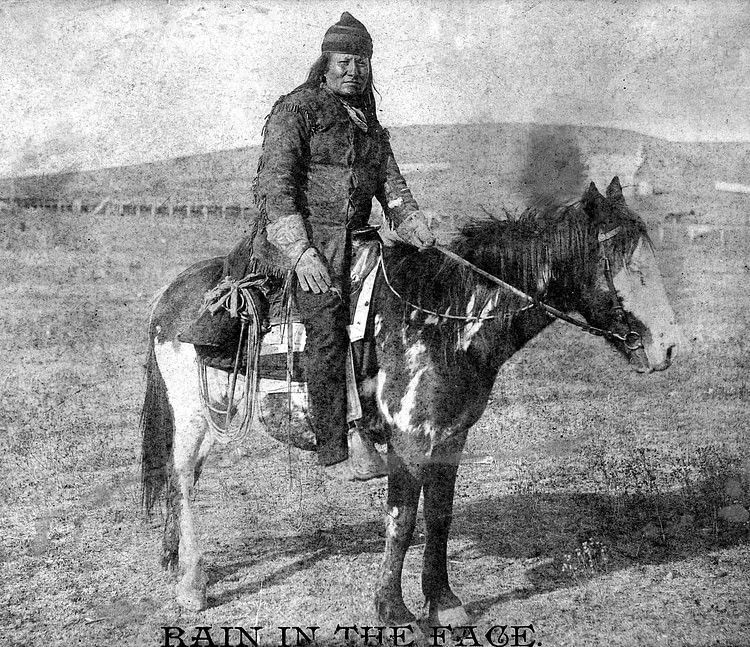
[382, 196, 648, 353]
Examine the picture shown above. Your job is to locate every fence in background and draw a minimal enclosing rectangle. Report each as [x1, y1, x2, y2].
[654, 223, 750, 246]
[3, 196, 255, 220]
[5, 195, 748, 247]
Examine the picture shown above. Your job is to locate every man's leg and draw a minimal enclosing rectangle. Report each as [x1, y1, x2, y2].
[296, 288, 350, 466]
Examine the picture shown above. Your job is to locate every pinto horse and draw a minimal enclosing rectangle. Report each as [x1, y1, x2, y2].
[140, 177, 679, 625]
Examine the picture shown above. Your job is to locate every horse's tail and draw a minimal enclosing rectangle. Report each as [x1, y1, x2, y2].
[139, 309, 174, 515]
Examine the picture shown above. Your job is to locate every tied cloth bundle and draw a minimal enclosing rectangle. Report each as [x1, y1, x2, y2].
[202, 275, 273, 320]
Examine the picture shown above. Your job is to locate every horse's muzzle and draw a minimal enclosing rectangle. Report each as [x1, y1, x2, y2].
[634, 343, 675, 374]
[649, 344, 675, 372]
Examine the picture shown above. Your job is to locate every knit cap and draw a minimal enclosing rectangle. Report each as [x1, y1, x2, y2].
[321, 12, 373, 58]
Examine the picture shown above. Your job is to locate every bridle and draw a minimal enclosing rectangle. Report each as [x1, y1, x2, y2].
[380, 229, 644, 352]
[596, 228, 645, 351]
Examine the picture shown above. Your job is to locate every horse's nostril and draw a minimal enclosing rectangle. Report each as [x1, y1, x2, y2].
[666, 345, 674, 362]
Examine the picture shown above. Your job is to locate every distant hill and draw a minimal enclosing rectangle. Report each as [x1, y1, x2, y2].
[0, 146, 263, 207]
[2, 122, 749, 221]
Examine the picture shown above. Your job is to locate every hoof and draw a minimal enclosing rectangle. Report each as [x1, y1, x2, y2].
[435, 605, 470, 626]
[394, 622, 424, 645]
[374, 595, 416, 627]
[175, 582, 207, 612]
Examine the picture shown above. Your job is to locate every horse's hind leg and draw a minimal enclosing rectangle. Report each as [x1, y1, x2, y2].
[422, 435, 470, 626]
[163, 430, 213, 570]
[172, 410, 211, 611]
[156, 342, 212, 611]
[194, 430, 215, 484]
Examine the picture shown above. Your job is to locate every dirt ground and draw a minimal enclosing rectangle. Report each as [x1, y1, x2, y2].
[1, 191, 748, 647]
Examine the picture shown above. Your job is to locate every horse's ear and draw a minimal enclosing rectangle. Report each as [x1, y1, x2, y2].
[582, 181, 604, 215]
[585, 181, 603, 200]
[606, 176, 626, 204]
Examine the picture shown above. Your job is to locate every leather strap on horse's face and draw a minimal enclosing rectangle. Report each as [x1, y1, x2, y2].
[597, 227, 643, 351]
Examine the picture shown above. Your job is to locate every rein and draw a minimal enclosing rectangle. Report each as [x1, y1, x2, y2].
[379, 240, 643, 350]
[437, 246, 643, 347]
[378, 245, 533, 323]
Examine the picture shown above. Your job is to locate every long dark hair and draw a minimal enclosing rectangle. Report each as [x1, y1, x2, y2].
[305, 53, 379, 118]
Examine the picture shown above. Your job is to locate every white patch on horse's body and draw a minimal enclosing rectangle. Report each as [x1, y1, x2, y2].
[465, 293, 477, 319]
[405, 340, 426, 371]
[154, 340, 207, 466]
[154, 339, 199, 403]
[391, 341, 430, 432]
[613, 236, 680, 368]
[376, 340, 431, 432]
[458, 293, 499, 352]
[384, 507, 399, 539]
[376, 369, 394, 426]
[393, 366, 428, 432]
[456, 290, 480, 351]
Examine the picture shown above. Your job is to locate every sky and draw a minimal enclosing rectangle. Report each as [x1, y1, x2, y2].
[1, 0, 749, 177]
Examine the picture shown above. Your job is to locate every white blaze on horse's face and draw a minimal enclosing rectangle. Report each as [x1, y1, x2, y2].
[612, 236, 680, 371]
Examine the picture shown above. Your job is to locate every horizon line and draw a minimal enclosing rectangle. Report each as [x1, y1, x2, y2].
[3, 119, 750, 181]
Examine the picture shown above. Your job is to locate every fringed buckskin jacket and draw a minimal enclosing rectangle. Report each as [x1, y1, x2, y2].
[225, 81, 419, 283]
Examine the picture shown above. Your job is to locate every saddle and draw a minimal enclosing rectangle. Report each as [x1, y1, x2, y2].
[177, 229, 382, 446]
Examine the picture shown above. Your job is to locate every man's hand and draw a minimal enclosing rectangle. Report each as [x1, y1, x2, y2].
[295, 247, 332, 293]
[396, 211, 436, 249]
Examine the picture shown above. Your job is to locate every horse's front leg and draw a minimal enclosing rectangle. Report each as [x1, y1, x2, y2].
[422, 431, 470, 627]
[374, 455, 422, 626]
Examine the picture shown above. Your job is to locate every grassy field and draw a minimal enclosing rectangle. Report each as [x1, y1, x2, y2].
[1, 191, 748, 647]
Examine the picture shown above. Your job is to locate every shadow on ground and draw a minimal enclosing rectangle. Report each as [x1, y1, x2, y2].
[206, 485, 749, 611]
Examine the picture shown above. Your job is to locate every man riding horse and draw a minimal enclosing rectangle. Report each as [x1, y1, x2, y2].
[184, 13, 436, 481]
